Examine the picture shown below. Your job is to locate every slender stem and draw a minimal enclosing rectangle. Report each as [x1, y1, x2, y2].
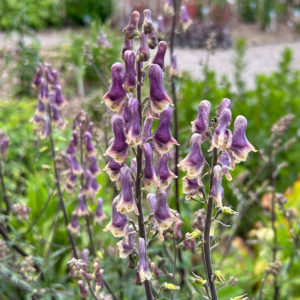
[103, 280, 117, 300]
[47, 105, 78, 259]
[0, 160, 10, 215]
[258, 272, 269, 300]
[86, 280, 99, 300]
[203, 149, 218, 300]
[136, 59, 153, 300]
[171, 235, 178, 300]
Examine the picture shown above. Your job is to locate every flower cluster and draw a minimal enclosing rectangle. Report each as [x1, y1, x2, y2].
[32, 63, 67, 139]
[179, 98, 256, 209]
[65, 111, 105, 234]
[102, 9, 182, 285]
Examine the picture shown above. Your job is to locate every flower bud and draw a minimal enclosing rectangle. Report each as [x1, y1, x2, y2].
[117, 225, 137, 258]
[150, 262, 162, 278]
[178, 133, 206, 178]
[192, 208, 205, 231]
[143, 143, 159, 191]
[54, 84, 67, 107]
[164, 283, 180, 290]
[230, 294, 248, 300]
[164, 0, 175, 16]
[88, 154, 100, 175]
[142, 9, 154, 34]
[97, 30, 111, 49]
[211, 165, 224, 208]
[137, 238, 152, 282]
[152, 41, 167, 71]
[214, 270, 225, 282]
[149, 64, 173, 115]
[156, 154, 176, 189]
[121, 36, 134, 60]
[191, 100, 211, 138]
[153, 107, 178, 155]
[219, 98, 231, 115]
[123, 11, 140, 39]
[78, 280, 88, 298]
[189, 273, 206, 286]
[76, 193, 89, 216]
[170, 54, 179, 76]
[123, 50, 136, 93]
[138, 32, 150, 62]
[183, 233, 196, 253]
[126, 97, 142, 147]
[142, 115, 153, 145]
[33, 63, 43, 87]
[157, 16, 164, 36]
[148, 29, 158, 49]
[180, 5, 192, 31]
[50, 103, 65, 129]
[68, 154, 82, 175]
[102, 63, 126, 112]
[39, 78, 48, 102]
[221, 206, 238, 215]
[95, 198, 106, 224]
[68, 212, 80, 235]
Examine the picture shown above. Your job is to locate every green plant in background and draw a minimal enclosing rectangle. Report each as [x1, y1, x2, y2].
[238, 0, 258, 23]
[258, 0, 276, 30]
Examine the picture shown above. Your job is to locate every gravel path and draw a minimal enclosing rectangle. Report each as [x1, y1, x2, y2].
[170, 42, 300, 89]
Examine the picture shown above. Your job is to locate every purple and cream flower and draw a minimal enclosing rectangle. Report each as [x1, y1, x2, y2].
[88, 154, 100, 176]
[218, 151, 232, 181]
[219, 98, 231, 115]
[82, 169, 92, 196]
[91, 176, 100, 195]
[149, 64, 173, 115]
[142, 9, 154, 34]
[148, 29, 158, 49]
[39, 78, 48, 102]
[121, 36, 134, 60]
[50, 103, 65, 129]
[182, 176, 204, 200]
[138, 32, 150, 62]
[209, 108, 232, 152]
[191, 100, 211, 139]
[178, 133, 206, 178]
[117, 166, 139, 215]
[104, 196, 128, 237]
[210, 165, 224, 208]
[102, 63, 126, 112]
[33, 63, 43, 87]
[180, 5, 192, 31]
[78, 280, 88, 298]
[164, 0, 175, 16]
[156, 154, 176, 189]
[143, 143, 159, 191]
[123, 11, 140, 39]
[147, 193, 157, 214]
[152, 41, 167, 71]
[68, 212, 80, 235]
[103, 158, 123, 183]
[117, 225, 137, 258]
[67, 154, 82, 175]
[94, 263, 104, 290]
[126, 97, 142, 147]
[105, 114, 129, 164]
[54, 84, 67, 107]
[142, 115, 153, 144]
[170, 54, 179, 76]
[76, 193, 89, 216]
[154, 189, 175, 240]
[123, 50, 137, 93]
[137, 238, 152, 282]
[95, 198, 106, 224]
[153, 107, 178, 155]
[84, 131, 96, 157]
[229, 116, 257, 167]
[157, 16, 164, 37]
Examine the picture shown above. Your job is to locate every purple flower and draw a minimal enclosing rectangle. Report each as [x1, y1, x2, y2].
[210, 165, 224, 208]
[83, 170, 92, 196]
[191, 100, 211, 138]
[95, 198, 106, 224]
[219, 98, 231, 115]
[147, 193, 157, 214]
[78, 280, 88, 298]
[76, 193, 88, 216]
[121, 36, 134, 60]
[91, 176, 100, 195]
[138, 32, 150, 62]
[36, 99, 46, 117]
[117, 166, 139, 215]
[66, 131, 78, 155]
[68, 154, 82, 175]
[33, 63, 43, 87]
[105, 114, 129, 164]
[104, 196, 128, 237]
[178, 133, 206, 178]
[50, 103, 65, 129]
[94, 263, 104, 289]
[218, 151, 232, 181]
[117, 225, 137, 258]
[148, 29, 158, 49]
[149, 64, 173, 115]
[84, 131, 96, 156]
[170, 54, 179, 76]
[142, 9, 154, 34]
[228, 116, 257, 167]
[180, 5, 192, 31]
[45, 66, 54, 83]
[153, 107, 178, 155]
[154, 189, 174, 240]
[142, 115, 153, 144]
[164, 0, 175, 16]
[182, 176, 204, 200]
[157, 16, 164, 36]
[97, 30, 111, 49]
[130, 157, 137, 179]
[122, 100, 131, 132]
[104, 158, 123, 183]
[88, 154, 100, 175]
[183, 233, 196, 253]
[156, 154, 176, 189]
[68, 212, 80, 234]
[173, 215, 184, 239]
[137, 238, 152, 282]
[209, 108, 232, 152]
[123, 10, 140, 39]
[39, 78, 48, 102]
[143, 143, 159, 191]
[102, 63, 126, 112]
[126, 97, 142, 147]
[151, 262, 162, 278]
[152, 41, 167, 71]
[123, 50, 137, 93]
[0, 131, 9, 160]
[54, 84, 67, 107]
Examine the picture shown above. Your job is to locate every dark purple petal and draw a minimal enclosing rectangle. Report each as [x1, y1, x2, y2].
[156, 154, 176, 189]
[138, 32, 150, 62]
[33, 63, 43, 87]
[152, 41, 167, 70]
[219, 98, 231, 115]
[84, 131, 96, 156]
[95, 198, 106, 224]
[191, 100, 211, 137]
[137, 237, 152, 282]
[89, 154, 100, 175]
[147, 193, 157, 214]
[76, 193, 88, 216]
[68, 154, 82, 174]
[68, 212, 80, 234]
[182, 176, 204, 200]
[123, 50, 136, 93]
[121, 36, 134, 60]
[143, 143, 159, 190]
[104, 158, 123, 182]
[148, 30, 158, 49]
[123, 11, 140, 39]
[117, 225, 137, 258]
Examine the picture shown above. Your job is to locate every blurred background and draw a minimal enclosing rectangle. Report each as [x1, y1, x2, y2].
[0, 0, 299, 299]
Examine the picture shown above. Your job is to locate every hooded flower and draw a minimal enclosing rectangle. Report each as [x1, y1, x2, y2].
[149, 64, 173, 115]
[182, 176, 204, 200]
[88, 154, 100, 175]
[54, 84, 67, 107]
[91, 176, 100, 195]
[148, 30, 158, 49]
[117, 225, 137, 258]
[209, 108, 232, 152]
[154, 189, 174, 240]
[78, 280, 88, 298]
[191, 100, 211, 138]
[68, 212, 80, 234]
[66, 130, 78, 155]
[178, 133, 206, 178]
[95, 198, 106, 224]
[84, 131, 96, 157]
[68, 154, 82, 175]
[105, 114, 129, 164]
[121, 36, 134, 60]
[153, 107, 178, 155]
[210, 165, 224, 208]
[126, 97, 142, 147]
[50, 103, 65, 129]
[76, 193, 89, 216]
[104, 158, 123, 183]
[138, 32, 150, 62]
[142, 9, 154, 34]
[180, 5, 192, 31]
[229, 116, 257, 167]
[147, 193, 157, 214]
[156, 154, 176, 189]
[117, 166, 139, 215]
[218, 151, 232, 181]
[152, 41, 167, 71]
[39, 78, 48, 102]
[33, 63, 43, 87]
[142, 115, 153, 144]
[157, 16, 164, 37]
[102, 63, 126, 112]
[123, 10, 140, 39]
[137, 238, 152, 282]
[123, 50, 136, 93]
[104, 196, 128, 237]
[130, 157, 137, 179]
[143, 143, 159, 190]
[164, 0, 175, 16]
[83, 169, 92, 196]
[219, 98, 231, 115]
[170, 54, 179, 76]
[94, 263, 104, 290]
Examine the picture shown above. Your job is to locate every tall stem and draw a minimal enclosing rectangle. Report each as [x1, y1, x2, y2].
[136, 60, 152, 300]
[47, 105, 78, 259]
[0, 161, 10, 215]
[203, 149, 218, 300]
[171, 235, 178, 300]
